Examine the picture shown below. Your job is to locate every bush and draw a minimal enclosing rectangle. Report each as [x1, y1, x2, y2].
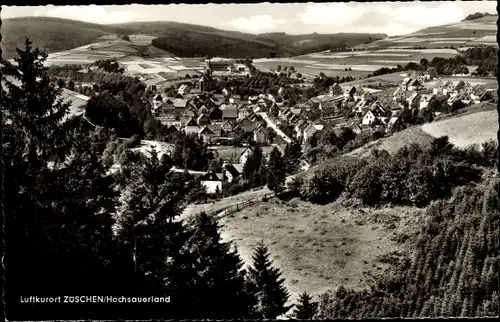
[299, 166, 343, 204]
[348, 162, 384, 206]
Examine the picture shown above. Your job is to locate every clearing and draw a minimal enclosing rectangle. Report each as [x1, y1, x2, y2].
[219, 198, 426, 303]
[422, 110, 498, 148]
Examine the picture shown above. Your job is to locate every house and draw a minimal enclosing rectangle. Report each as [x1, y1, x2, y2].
[198, 105, 209, 115]
[173, 99, 189, 109]
[184, 125, 201, 136]
[471, 87, 493, 103]
[407, 78, 423, 91]
[419, 94, 434, 109]
[302, 124, 318, 144]
[362, 110, 377, 125]
[160, 101, 176, 114]
[198, 72, 213, 92]
[330, 83, 344, 96]
[294, 120, 307, 136]
[220, 104, 239, 121]
[444, 81, 455, 95]
[209, 106, 223, 121]
[349, 120, 363, 134]
[344, 86, 357, 98]
[353, 86, 367, 101]
[223, 163, 242, 183]
[433, 79, 445, 95]
[393, 87, 406, 101]
[239, 147, 253, 166]
[238, 108, 250, 120]
[177, 84, 191, 95]
[197, 114, 211, 126]
[289, 113, 300, 125]
[183, 109, 196, 118]
[362, 101, 387, 125]
[253, 125, 267, 144]
[401, 77, 411, 90]
[199, 171, 224, 194]
[184, 117, 198, 127]
[406, 92, 421, 109]
[238, 117, 259, 133]
[369, 100, 386, 115]
[354, 99, 370, 116]
[207, 124, 223, 138]
[386, 116, 404, 133]
[221, 120, 234, 133]
[199, 126, 215, 143]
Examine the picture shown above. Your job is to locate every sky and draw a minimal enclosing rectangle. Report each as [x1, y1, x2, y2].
[2, 1, 498, 36]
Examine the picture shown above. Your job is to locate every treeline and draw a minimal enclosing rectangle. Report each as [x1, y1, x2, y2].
[367, 46, 498, 78]
[313, 73, 355, 90]
[463, 12, 495, 21]
[4, 38, 309, 321]
[296, 136, 497, 207]
[92, 59, 125, 73]
[462, 46, 498, 76]
[224, 141, 303, 196]
[316, 178, 499, 318]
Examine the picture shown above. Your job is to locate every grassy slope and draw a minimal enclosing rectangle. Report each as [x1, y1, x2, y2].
[2, 17, 386, 60]
[354, 15, 497, 50]
[345, 103, 497, 158]
[219, 198, 426, 303]
[1, 17, 122, 59]
[421, 109, 498, 148]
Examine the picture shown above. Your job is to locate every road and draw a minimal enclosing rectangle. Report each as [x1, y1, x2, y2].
[257, 112, 292, 144]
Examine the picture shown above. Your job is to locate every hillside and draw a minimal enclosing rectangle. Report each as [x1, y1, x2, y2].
[354, 15, 497, 50]
[1, 17, 124, 59]
[2, 17, 386, 60]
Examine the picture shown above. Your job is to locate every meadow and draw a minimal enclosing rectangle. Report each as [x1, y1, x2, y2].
[219, 198, 426, 302]
[421, 109, 498, 148]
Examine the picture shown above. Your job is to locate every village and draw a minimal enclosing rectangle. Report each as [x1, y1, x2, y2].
[113, 57, 493, 194]
[48, 54, 498, 196]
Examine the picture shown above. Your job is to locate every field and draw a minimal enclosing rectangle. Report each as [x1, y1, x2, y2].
[39, 36, 206, 77]
[253, 47, 462, 79]
[219, 198, 426, 303]
[422, 110, 498, 148]
[354, 15, 497, 50]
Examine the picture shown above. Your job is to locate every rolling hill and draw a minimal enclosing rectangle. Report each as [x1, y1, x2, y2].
[1, 17, 125, 59]
[1, 17, 386, 59]
[353, 15, 497, 50]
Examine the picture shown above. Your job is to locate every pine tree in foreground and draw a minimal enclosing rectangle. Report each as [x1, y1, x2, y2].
[247, 241, 291, 319]
[294, 291, 318, 319]
[182, 212, 254, 319]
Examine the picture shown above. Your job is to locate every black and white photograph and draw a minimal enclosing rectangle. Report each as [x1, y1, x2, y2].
[2, 1, 499, 320]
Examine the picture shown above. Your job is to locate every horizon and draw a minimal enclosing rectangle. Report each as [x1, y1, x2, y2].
[2, 2, 498, 36]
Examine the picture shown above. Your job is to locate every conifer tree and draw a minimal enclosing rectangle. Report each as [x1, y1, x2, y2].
[247, 241, 291, 319]
[181, 213, 254, 319]
[266, 147, 286, 193]
[294, 291, 318, 319]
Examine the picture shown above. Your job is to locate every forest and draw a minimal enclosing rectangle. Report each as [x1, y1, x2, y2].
[3, 39, 498, 320]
